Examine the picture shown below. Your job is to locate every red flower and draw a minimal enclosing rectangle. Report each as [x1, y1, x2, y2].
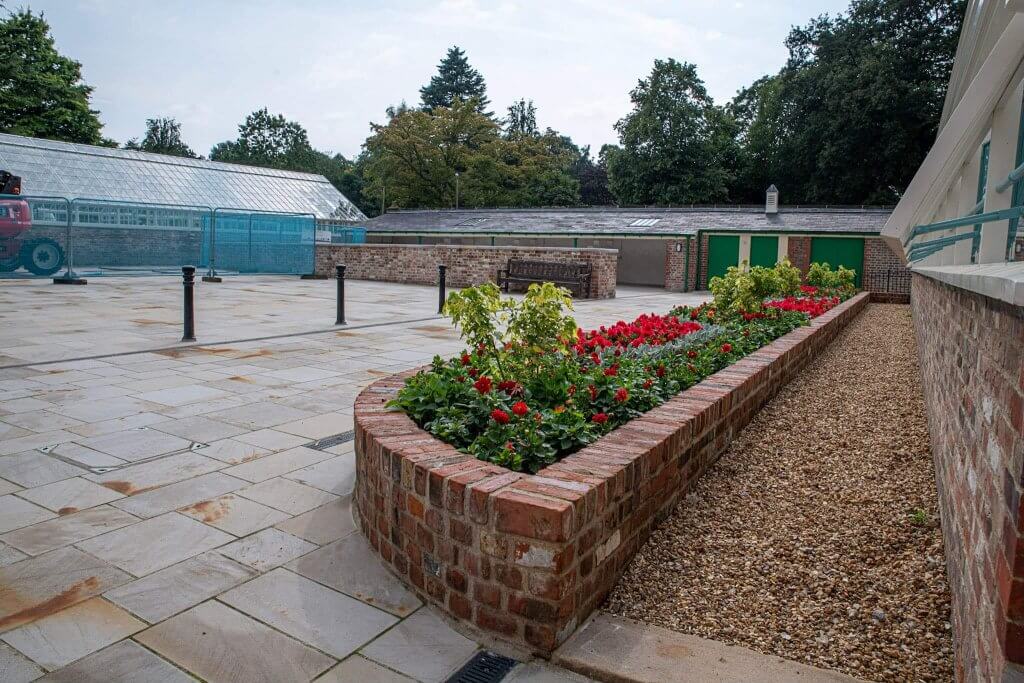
[687, 350, 698, 359]
[567, 384, 576, 396]
[689, 309, 700, 320]
[473, 376, 492, 393]
[498, 379, 522, 395]
[460, 353, 471, 366]
[720, 343, 732, 354]
[591, 412, 609, 424]
[603, 364, 619, 377]
[614, 387, 629, 403]
[511, 401, 529, 417]
[468, 367, 479, 378]
[588, 384, 598, 400]
[643, 379, 653, 389]
[504, 441, 515, 451]
[656, 365, 666, 377]
[491, 409, 510, 424]
[477, 343, 487, 354]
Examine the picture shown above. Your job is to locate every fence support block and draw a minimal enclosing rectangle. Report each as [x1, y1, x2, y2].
[437, 264, 447, 314]
[335, 264, 347, 325]
[182, 266, 197, 342]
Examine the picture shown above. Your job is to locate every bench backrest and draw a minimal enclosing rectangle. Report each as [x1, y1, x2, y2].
[506, 259, 591, 280]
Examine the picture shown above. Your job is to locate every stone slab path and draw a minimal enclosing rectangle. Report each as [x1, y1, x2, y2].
[0, 278, 702, 682]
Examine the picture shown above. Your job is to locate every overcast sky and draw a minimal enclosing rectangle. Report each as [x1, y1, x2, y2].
[24, 0, 851, 159]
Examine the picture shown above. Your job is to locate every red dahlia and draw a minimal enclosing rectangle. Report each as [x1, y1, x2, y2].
[591, 412, 609, 424]
[491, 409, 510, 424]
[511, 401, 529, 417]
[473, 376, 492, 393]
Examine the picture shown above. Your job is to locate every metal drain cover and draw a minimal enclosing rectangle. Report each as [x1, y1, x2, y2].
[445, 651, 518, 683]
[305, 430, 355, 451]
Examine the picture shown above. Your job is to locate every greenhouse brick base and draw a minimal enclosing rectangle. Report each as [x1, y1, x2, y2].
[353, 292, 870, 654]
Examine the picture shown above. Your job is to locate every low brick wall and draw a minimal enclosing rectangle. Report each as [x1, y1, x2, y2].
[911, 273, 1024, 681]
[315, 244, 618, 299]
[353, 292, 870, 654]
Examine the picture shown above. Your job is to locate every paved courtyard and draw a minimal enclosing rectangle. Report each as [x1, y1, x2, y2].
[0, 276, 704, 682]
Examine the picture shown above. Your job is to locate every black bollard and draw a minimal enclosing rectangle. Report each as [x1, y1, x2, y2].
[437, 264, 447, 314]
[335, 264, 347, 325]
[181, 266, 196, 342]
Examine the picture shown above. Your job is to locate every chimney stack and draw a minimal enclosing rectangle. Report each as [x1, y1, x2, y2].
[765, 184, 779, 214]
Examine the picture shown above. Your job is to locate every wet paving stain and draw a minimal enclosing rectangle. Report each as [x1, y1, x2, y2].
[179, 498, 230, 523]
[131, 319, 174, 326]
[57, 507, 78, 516]
[0, 576, 99, 631]
[155, 347, 273, 360]
[412, 325, 449, 333]
[227, 375, 254, 383]
[98, 480, 157, 496]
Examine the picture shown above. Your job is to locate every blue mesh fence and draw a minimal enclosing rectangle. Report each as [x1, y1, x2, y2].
[0, 195, 316, 278]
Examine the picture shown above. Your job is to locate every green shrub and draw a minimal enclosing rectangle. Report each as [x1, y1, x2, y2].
[773, 258, 802, 296]
[806, 262, 857, 295]
[709, 261, 783, 314]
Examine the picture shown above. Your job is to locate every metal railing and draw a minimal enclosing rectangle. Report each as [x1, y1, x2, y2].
[0, 195, 318, 279]
[904, 205, 1024, 263]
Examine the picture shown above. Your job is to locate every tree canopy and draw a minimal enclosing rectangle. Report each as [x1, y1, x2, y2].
[604, 59, 739, 205]
[125, 117, 196, 157]
[0, 9, 107, 144]
[419, 46, 491, 115]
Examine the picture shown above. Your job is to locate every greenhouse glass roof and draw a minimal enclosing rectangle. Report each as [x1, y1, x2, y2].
[0, 133, 366, 220]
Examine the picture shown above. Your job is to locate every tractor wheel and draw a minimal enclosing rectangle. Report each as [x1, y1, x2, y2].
[0, 257, 19, 273]
[20, 239, 65, 276]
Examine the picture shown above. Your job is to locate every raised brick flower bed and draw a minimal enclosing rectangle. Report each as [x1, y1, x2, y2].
[353, 292, 869, 654]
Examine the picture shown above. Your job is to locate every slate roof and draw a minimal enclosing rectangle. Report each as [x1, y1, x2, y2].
[363, 207, 891, 236]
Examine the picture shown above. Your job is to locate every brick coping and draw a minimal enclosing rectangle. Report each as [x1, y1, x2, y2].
[353, 292, 870, 654]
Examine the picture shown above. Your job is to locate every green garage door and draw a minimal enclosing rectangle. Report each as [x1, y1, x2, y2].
[750, 236, 779, 268]
[810, 237, 864, 287]
[706, 235, 740, 285]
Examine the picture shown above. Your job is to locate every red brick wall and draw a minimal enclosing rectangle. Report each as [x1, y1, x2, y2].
[787, 236, 811, 275]
[316, 244, 617, 299]
[912, 274, 1024, 682]
[663, 239, 699, 292]
[862, 238, 911, 302]
[354, 293, 870, 653]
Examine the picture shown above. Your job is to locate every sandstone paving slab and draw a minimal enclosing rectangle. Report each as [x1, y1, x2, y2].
[317, 655, 417, 683]
[552, 613, 866, 683]
[0, 641, 43, 683]
[223, 446, 333, 483]
[16, 477, 124, 513]
[33, 639, 194, 683]
[259, 366, 343, 383]
[361, 608, 479, 683]
[0, 422, 33, 442]
[0, 478, 21, 496]
[50, 442, 126, 468]
[111, 472, 246, 519]
[217, 527, 316, 572]
[0, 542, 27, 566]
[74, 429, 192, 463]
[0, 452, 86, 487]
[0, 397, 54, 414]
[135, 600, 335, 683]
[0, 546, 131, 633]
[0, 431, 78, 457]
[51, 396, 154, 423]
[149, 415, 249, 443]
[284, 454, 356, 495]
[275, 496, 356, 546]
[273, 412, 353, 440]
[67, 412, 167, 438]
[220, 567, 398, 659]
[288, 531, 420, 617]
[77, 513, 234, 577]
[84, 452, 224, 495]
[206, 402, 317, 429]
[0, 597, 144, 671]
[505, 662, 596, 682]
[192, 438, 268, 465]
[233, 428, 309, 451]
[136, 385, 229, 407]
[0, 410, 84, 433]
[236, 477, 338, 515]
[0, 495, 56, 533]
[105, 551, 256, 623]
[178, 493, 290, 537]
[1, 506, 139, 556]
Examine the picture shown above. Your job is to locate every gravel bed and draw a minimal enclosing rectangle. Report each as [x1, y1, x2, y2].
[604, 304, 951, 682]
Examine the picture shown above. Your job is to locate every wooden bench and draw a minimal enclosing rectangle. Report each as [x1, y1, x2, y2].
[497, 259, 592, 298]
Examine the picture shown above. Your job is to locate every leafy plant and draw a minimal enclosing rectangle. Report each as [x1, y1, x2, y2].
[773, 258, 802, 296]
[709, 261, 782, 314]
[806, 262, 857, 295]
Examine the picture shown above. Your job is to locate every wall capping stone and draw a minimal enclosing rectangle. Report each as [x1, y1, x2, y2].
[353, 292, 870, 654]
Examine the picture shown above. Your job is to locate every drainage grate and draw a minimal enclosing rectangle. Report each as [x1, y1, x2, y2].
[445, 651, 518, 683]
[305, 430, 355, 451]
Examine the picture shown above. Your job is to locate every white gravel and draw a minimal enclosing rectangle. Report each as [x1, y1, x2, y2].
[604, 304, 952, 682]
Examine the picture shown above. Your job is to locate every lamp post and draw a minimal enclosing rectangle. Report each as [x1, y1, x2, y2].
[455, 172, 460, 210]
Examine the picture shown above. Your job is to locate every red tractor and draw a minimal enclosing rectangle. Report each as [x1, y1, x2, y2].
[0, 171, 65, 276]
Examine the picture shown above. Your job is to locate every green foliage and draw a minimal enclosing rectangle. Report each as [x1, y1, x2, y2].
[0, 9, 105, 144]
[419, 46, 491, 116]
[604, 59, 739, 205]
[709, 262, 783, 314]
[125, 118, 196, 158]
[361, 99, 581, 209]
[773, 258, 803, 296]
[806, 262, 857, 293]
[504, 99, 537, 140]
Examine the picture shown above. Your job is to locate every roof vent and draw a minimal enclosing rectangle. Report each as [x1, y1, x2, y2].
[765, 185, 779, 214]
[629, 218, 660, 227]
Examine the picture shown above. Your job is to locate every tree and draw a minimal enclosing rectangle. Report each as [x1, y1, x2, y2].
[738, 0, 965, 204]
[419, 46, 491, 115]
[125, 117, 196, 157]
[504, 99, 537, 140]
[0, 9, 106, 144]
[605, 59, 739, 205]
[210, 108, 316, 169]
